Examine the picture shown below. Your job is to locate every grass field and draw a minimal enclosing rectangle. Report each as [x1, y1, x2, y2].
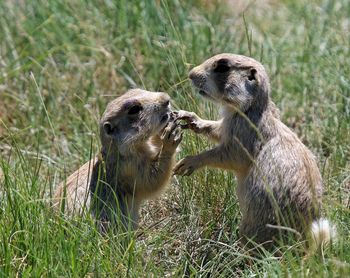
[0, 0, 349, 276]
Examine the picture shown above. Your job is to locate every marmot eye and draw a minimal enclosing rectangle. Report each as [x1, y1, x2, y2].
[213, 61, 230, 73]
[128, 105, 143, 115]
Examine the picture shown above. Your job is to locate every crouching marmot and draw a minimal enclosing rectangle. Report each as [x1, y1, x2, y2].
[54, 89, 182, 231]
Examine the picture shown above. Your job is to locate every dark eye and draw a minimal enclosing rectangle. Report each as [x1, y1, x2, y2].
[213, 59, 231, 73]
[128, 105, 143, 115]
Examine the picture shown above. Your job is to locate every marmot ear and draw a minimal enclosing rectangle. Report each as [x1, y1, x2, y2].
[248, 68, 258, 82]
[103, 121, 121, 139]
[103, 121, 113, 135]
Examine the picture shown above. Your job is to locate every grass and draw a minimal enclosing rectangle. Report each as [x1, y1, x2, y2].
[0, 0, 349, 276]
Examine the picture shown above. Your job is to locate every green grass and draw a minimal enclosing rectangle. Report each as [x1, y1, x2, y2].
[0, 0, 349, 276]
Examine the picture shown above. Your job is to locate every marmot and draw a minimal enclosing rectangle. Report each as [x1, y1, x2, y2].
[54, 89, 182, 231]
[174, 53, 333, 249]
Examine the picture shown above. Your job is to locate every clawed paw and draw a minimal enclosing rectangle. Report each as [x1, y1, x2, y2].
[173, 156, 199, 176]
[173, 110, 204, 133]
[161, 121, 183, 152]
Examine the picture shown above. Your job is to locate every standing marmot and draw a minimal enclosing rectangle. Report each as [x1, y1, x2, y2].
[174, 53, 333, 249]
[54, 89, 182, 231]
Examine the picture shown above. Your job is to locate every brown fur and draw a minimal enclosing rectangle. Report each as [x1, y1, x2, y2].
[54, 89, 182, 231]
[174, 54, 323, 249]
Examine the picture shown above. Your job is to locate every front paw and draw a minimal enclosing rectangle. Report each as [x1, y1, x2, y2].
[161, 122, 183, 153]
[174, 110, 205, 134]
[173, 156, 199, 176]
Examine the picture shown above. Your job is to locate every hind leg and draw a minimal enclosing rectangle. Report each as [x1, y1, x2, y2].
[239, 219, 277, 251]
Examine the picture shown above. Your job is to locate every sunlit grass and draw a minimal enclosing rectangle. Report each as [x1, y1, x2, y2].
[0, 0, 349, 276]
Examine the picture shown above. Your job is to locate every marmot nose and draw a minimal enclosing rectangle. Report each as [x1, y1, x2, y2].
[163, 100, 170, 107]
[188, 68, 197, 80]
[160, 95, 170, 107]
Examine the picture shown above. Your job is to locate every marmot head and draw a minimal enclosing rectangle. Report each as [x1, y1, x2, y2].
[188, 53, 270, 112]
[100, 89, 171, 155]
